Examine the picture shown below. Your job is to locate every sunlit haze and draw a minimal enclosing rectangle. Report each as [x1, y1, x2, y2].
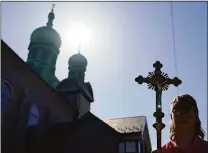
[61, 22, 93, 54]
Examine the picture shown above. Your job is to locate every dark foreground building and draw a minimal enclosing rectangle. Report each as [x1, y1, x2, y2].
[1, 7, 152, 153]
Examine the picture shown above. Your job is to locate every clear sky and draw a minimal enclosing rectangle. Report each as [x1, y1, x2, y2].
[2, 2, 207, 150]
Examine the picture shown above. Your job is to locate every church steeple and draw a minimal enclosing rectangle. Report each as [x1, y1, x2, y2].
[68, 52, 87, 83]
[56, 51, 94, 118]
[26, 5, 61, 88]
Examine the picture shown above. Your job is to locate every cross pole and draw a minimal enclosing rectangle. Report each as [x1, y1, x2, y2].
[135, 61, 182, 150]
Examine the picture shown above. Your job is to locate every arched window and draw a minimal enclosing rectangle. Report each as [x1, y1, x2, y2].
[28, 104, 40, 126]
[1, 82, 12, 113]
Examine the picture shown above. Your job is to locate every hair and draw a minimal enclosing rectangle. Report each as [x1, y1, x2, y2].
[169, 94, 205, 142]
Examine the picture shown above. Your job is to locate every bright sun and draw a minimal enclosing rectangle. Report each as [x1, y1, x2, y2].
[63, 22, 92, 50]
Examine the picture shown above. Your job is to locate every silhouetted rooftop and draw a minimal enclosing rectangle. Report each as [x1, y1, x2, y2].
[104, 116, 146, 134]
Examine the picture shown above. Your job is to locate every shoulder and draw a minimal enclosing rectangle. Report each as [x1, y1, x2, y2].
[195, 137, 208, 150]
[162, 141, 175, 152]
[196, 137, 208, 144]
[199, 138, 208, 146]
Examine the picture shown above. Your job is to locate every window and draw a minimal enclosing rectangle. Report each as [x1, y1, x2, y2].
[126, 141, 136, 153]
[1, 82, 12, 113]
[28, 104, 40, 126]
[119, 142, 125, 153]
[118, 141, 138, 153]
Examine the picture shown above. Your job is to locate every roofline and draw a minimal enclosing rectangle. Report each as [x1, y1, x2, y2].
[118, 131, 142, 137]
[1, 39, 78, 114]
[104, 116, 147, 135]
[83, 112, 120, 135]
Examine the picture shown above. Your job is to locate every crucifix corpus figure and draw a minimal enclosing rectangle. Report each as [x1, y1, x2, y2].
[135, 61, 182, 149]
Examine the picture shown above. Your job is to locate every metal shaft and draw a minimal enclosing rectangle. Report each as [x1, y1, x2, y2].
[153, 90, 165, 149]
[157, 131, 162, 149]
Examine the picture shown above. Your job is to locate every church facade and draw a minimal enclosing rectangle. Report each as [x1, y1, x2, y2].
[1, 7, 152, 153]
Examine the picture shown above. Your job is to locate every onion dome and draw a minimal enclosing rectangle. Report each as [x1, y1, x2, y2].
[29, 5, 61, 50]
[68, 53, 88, 69]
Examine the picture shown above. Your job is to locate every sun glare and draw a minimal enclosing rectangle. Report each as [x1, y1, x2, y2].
[63, 22, 92, 49]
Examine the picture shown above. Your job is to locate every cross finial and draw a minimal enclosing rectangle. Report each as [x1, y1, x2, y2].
[47, 4, 55, 28]
[52, 4, 55, 12]
[78, 43, 81, 54]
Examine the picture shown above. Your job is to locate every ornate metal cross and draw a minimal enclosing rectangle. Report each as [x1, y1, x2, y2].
[52, 4, 55, 12]
[135, 61, 182, 149]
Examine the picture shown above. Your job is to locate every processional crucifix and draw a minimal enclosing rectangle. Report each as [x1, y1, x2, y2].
[135, 61, 182, 150]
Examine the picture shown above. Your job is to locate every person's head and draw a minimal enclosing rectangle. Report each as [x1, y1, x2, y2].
[169, 94, 205, 141]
